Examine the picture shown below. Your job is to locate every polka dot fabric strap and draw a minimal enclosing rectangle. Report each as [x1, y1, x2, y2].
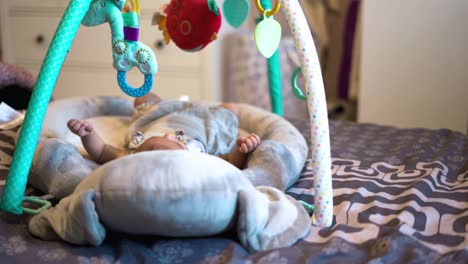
[279, 0, 333, 227]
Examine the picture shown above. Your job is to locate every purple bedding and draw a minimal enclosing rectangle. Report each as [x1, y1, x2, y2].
[1, 120, 467, 263]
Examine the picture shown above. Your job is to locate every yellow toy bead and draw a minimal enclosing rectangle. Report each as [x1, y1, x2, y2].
[255, 0, 280, 17]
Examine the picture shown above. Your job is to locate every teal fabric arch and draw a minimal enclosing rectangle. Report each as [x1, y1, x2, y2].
[258, 0, 283, 116]
[0, 0, 94, 214]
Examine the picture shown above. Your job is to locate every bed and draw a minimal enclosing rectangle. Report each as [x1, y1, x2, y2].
[0, 6, 466, 261]
[1, 116, 467, 263]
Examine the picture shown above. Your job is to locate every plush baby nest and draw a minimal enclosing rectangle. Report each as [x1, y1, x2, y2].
[37, 96, 308, 190]
[27, 96, 310, 252]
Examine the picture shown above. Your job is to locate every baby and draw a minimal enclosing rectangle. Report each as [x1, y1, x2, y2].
[67, 94, 261, 169]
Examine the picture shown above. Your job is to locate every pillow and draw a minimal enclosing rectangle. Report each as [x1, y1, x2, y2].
[29, 149, 311, 252]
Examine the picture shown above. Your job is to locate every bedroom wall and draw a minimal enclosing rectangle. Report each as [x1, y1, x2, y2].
[359, 0, 468, 133]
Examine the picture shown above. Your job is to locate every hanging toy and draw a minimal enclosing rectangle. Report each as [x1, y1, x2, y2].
[254, 0, 282, 58]
[82, 0, 158, 97]
[223, 0, 250, 28]
[153, 0, 222, 52]
[113, 0, 158, 97]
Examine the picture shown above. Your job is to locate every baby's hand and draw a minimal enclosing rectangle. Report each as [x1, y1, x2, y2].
[67, 119, 93, 137]
[237, 133, 261, 154]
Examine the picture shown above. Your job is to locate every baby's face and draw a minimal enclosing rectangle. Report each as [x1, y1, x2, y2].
[134, 133, 188, 153]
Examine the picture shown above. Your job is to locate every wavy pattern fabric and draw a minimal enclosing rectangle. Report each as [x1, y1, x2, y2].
[293, 159, 467, 253]
[1, 120, 467, 263]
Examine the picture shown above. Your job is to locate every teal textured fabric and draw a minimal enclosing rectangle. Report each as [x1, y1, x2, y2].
[0, 0, 93, 214]
[258, 0, 283, 116]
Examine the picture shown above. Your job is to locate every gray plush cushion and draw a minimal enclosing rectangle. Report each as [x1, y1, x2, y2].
[27, 96, 310, 252]
[33, 96, 308, 191]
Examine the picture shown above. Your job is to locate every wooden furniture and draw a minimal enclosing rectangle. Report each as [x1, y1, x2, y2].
[0, 0, 218, 101]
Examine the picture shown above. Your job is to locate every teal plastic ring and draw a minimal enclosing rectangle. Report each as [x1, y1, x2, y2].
[117, 71, 153, 97]
[22, 196, 52, 215]
[291, 67, 306, 101]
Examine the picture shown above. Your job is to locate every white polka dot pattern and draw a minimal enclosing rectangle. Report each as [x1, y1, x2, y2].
[279, 0, 333, 227]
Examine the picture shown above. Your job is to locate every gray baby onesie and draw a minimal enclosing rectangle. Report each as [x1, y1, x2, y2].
[127, 101, 239, 156]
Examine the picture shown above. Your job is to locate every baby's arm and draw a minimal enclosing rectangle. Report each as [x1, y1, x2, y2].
[67, 119, 128, 164]
[224, 133, 261, 169]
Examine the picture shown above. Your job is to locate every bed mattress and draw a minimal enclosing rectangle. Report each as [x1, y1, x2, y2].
[0, 120, 467, 263]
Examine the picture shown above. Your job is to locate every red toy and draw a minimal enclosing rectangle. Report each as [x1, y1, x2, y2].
[154, 0, 222, 52]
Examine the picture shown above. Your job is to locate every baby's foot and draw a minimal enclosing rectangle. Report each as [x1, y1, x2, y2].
[237, 133, 261, 153]
[134, 93, 162, 108]
[67, 119, 93, 137]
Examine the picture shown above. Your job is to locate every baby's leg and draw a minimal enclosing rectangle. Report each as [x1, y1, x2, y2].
[134, 93, 162, 109]
[67, 119, 126, 164]
[68, 119, 104, 160]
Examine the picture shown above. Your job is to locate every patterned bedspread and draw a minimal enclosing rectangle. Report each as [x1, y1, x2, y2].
[1, 121, 467, 263]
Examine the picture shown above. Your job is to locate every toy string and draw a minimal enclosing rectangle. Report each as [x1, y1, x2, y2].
[0, 0, 93, 214]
